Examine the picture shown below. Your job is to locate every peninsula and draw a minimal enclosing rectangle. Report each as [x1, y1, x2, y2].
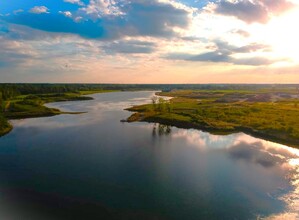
[126, 88, 299, 148]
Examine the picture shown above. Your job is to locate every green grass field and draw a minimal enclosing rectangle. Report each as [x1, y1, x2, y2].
[127, 90, 299, 148]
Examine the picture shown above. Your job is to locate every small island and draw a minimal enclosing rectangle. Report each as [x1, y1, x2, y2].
[126, 88, 299, 148]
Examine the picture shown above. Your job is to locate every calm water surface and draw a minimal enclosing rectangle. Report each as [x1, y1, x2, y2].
[0, 91, 298, 220]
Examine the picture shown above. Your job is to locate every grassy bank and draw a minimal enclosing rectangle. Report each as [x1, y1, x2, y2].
[0, 114, 13, 137]
[126, 90, 299, 148]
[0, 90, 118, 137]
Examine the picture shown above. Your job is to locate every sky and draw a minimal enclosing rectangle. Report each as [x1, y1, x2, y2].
[1, 0, 299, 83]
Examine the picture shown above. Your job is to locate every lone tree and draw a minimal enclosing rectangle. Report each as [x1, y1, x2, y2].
[166, 102, 172, 113]
[158, 97, 166, 112]
[151, 96, 158, 110]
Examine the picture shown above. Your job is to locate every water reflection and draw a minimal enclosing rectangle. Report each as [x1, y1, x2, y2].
[228, 141, 286, 168]
[0, 92, 298, 220]
[169, 129, 299, 219]
[152, 124, 172, 137]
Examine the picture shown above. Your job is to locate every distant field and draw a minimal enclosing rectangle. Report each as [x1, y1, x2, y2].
[127, 88, 299, 148]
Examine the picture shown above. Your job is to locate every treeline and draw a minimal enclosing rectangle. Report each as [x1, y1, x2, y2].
[0, 84, 106, 98]
[0, 83, 163, 99]
[1, 83, 299, 101]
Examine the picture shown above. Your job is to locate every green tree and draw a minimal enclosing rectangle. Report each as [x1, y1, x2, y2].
[158, 98, 166, 112]
[151, 96, 158, 110]
[166, 102, 172, 113]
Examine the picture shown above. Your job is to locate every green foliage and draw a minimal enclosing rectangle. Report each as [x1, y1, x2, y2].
[128, 89, 299, 148]
[157, 97, 166, 112]
[0, 85, 119, 136]
[0, 113, 12, 136]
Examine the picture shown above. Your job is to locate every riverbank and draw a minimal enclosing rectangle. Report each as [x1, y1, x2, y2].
[126, 90, 299, 148]
[0, 90, 117, 137]
[0, 115, 13, 137]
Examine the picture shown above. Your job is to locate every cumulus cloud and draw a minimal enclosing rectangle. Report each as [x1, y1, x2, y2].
[4, 0, 191, 40]
[79, 0, 191, 38]
[264, 0, 295, 15]
[119, 0, 190, 37]
[2, 0, 297, 82]
[166, 41, 274, 65]
[211, 0, 295, 23]
[29, 6, 49, 14]
[59, 11, 72, 18]
[80, 0, 124, 18]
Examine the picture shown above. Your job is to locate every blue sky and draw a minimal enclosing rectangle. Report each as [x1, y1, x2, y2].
[0, 0, 206, 13]
[0, 0, 299, 83]
[1, 0, 85, 14]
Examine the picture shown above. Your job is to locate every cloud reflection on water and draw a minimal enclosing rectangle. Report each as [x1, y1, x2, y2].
[3, 91, 299, 219]
[41, 92, 299, 220]
[169, 128, 299, 219]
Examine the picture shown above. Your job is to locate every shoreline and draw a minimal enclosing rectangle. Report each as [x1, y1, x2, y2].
[0, 90, 116, 137]
[0, 123, 13, 137]
[125, 89, 299, 149]
[126, 111, 299, 149]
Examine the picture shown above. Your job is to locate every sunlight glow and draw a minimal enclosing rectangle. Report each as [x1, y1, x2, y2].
[250, 6, 299, 65]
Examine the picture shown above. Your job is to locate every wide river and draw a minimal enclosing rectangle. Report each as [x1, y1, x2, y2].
[0, 91, 298, 220]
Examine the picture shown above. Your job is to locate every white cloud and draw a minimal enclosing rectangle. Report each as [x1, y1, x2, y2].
[64, 0, 84, 6]
[59, 11, 72, 18]
[29, 6, 49, 14]
[80, 0, 124, 18]
[13, 9, 24, 15]
[209, 0, 295, 24]
[74, 16, 83, 22]
[2, 0, 299, 83]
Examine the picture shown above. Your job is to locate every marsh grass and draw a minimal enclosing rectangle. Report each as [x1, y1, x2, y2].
[0, 92, 97, 136]
[127, 90, 299, 148]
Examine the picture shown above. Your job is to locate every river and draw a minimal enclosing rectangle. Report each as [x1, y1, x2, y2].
[0, 91, 298, 220]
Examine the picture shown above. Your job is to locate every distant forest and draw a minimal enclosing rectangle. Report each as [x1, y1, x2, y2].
[1, 83, 299, 101]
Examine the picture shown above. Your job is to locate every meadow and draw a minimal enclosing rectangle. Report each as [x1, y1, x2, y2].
[127, 88, 299, 148]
